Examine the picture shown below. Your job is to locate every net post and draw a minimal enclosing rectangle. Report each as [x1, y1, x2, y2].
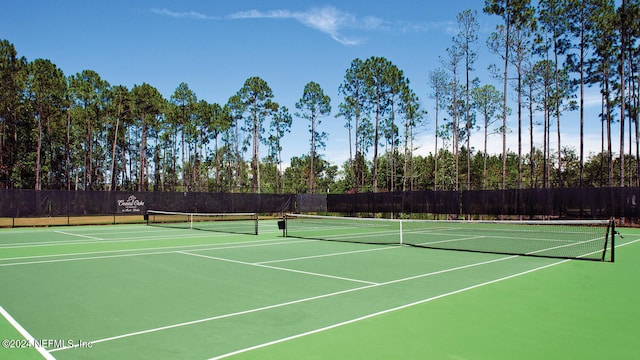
[603, 217, 615, 262]
[399, 220, 403, 245]
[610, 217, 615, 263]
[254, 213, 259, 235]
[282, 215, 288, 237]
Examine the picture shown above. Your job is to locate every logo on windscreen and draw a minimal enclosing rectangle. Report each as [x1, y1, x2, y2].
[117, 195, 145, 213]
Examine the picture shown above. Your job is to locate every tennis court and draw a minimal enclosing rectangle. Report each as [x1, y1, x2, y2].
[0, 217, 638, 359]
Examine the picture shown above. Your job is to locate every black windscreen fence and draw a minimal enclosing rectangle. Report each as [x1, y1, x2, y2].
[462, 189, 554, 216]
[0, 190, 294, 218]
[326, 191, 459, 215]
[296, 194, 328, 213]
[320, 188, 639, 220]
[461, 187, 639, 219]
[1, 187, 639, 220]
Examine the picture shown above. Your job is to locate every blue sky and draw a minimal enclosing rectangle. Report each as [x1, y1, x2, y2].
[1, 1, 610, 169]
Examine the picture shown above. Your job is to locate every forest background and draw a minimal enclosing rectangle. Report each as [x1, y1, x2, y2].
[1, 0, 638, 194]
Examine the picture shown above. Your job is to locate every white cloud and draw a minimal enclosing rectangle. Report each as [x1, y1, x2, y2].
[152, 6, 444, 47]
[228, 6, 365, 46]
[150, 8, 216, 20]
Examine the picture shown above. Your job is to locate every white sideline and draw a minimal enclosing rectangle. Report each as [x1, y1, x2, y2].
[208, 259, 569, 360]
[0, 230, 229, 249]
[48, 238, 640, 355]
[0, 225, 283, 249]
[210, 238, 640, 359]
[9, 230, 640, 357]
[0, 238, 308, 266]
[178, 251, 379, 285]
[0, 305, 56, 360]
[53, 230, 103, 241]
[255, 245, 395, 265]
[50, 254, 520, 353]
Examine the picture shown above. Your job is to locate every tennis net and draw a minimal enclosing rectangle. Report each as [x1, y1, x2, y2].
[283, 214, 615, 262]
[147, 210, 259, 235]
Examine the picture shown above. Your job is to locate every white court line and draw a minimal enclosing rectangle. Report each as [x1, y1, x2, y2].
[50, 254, 518, 353]
[256, 246, 396, 265]
[0, 230, 233, 249]
[21, 237, 640, 354]
[525, 237, 606, 256]
[208, 259, 569, 360]
[409, 233, 609, 259]
[54, 230, 103, 241]
[407, 229, 584, 244]
[178, 251, 379, 286]
[0, 221, 285, 249]
[0, 224, 281, 237]
[0, 305, 56, 360]
[411, 235, 487, 246]
[0, 249, 196, 267]
[49, 284, 376, 353]
[0, 239, 310, 267]
[210, 238, 640, 360]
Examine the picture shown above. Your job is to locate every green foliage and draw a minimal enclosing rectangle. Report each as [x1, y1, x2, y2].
[295, 81, 331, 193]
[235, 76, 277, 193]
[283, 154, 338, 194]
[0, 0, 638, 193]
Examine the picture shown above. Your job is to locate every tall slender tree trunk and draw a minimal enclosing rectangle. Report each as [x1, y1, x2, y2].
[354, 94, 360, 193]
[373, 100, 380, 193]
[600, 96, 605, 187]
[139, 116, 147, 191]
[35, 106, 42, 190]
[554, 41, 563, 188]
[605, 78, 613, 186]
[619, 0, 627, 187]
[579, 3, 586, 187]
[434, 99, 439, 191]
[483, 115, 488, 190]
[452, 68, 459, 192]
[310, 114, 315, 194]
[502, 18, 510, 190]
[109, 111, 119, 191]
[87, 115, 93, 190]
[636, 67, 640, 187]
[66, 111, 71, 191]
[529, 83, 534, 188]
[253, 110, 260, 194]
[516, 62, 522, 191]
[543, 98, 548, 189]
[234, 120, 241, 191]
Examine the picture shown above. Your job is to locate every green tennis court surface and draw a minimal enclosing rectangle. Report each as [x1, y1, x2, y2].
[1, 221, 638, 359]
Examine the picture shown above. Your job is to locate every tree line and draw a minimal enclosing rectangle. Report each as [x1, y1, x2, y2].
[1, 0, 639, 194]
